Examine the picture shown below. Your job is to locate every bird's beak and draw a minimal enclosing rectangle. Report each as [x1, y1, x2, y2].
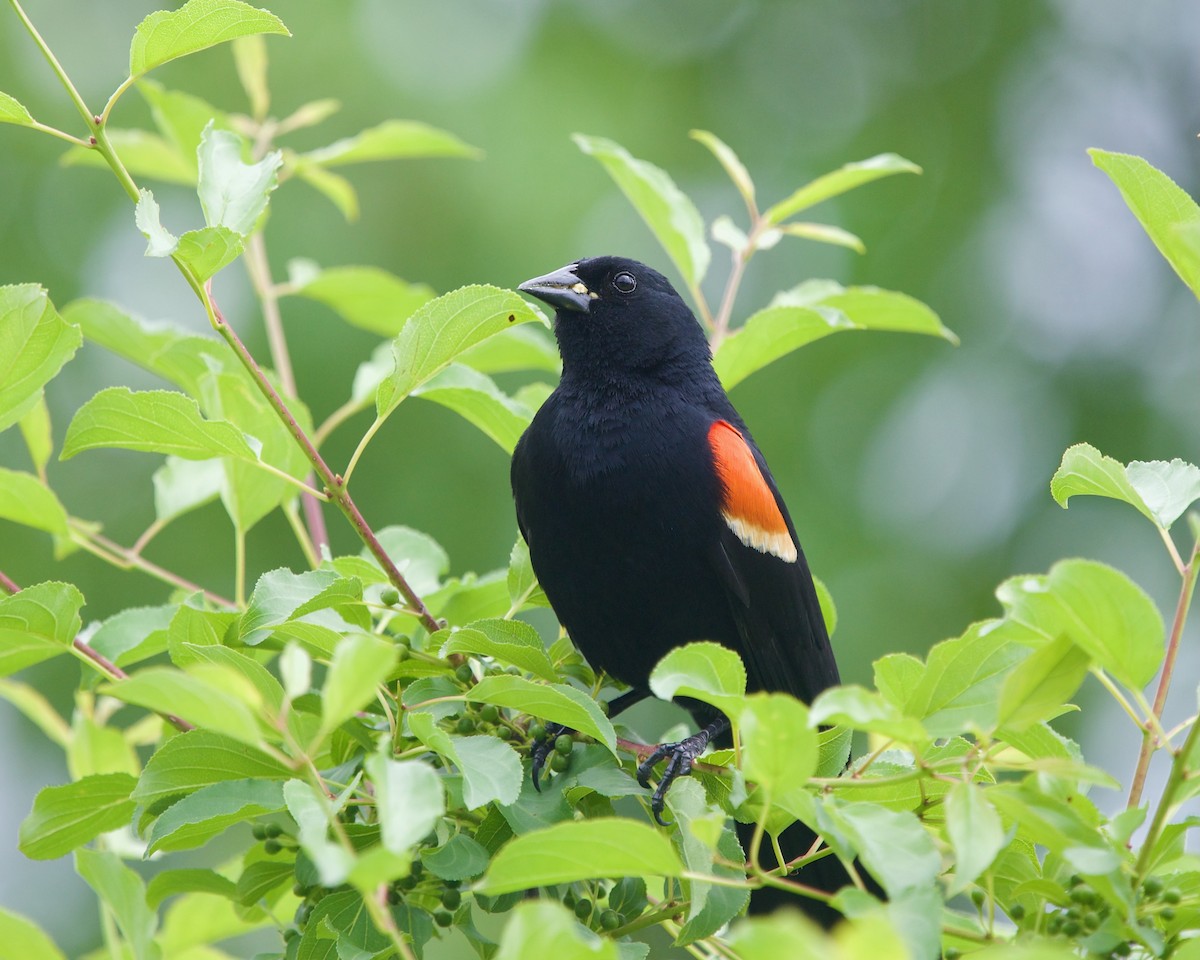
[518, 263, 594, 314]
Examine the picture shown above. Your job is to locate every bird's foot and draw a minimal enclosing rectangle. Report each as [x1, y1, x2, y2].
[636, 718, 728, 825]
[530, 722, 571, 792]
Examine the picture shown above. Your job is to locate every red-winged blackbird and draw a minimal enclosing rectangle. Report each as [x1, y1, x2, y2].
[512, 256, 849, 921]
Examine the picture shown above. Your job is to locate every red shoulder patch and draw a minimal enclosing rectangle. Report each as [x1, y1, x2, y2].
[707, 421, 797, 562]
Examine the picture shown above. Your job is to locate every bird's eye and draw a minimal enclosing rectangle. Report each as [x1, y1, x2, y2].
[612, 271, 637, 294]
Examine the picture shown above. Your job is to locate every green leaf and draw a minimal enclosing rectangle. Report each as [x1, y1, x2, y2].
[60, 129, 196, 185]
[234, 859, 292, 906]
[152, 456, 223, 523]
[319, 633, 398, 738]
[0, 678, 70, 747]
[147, 868, 239, 909]
[18, 773, 136, 860]
[998, 635, 1090, 732]
[649, 641, 747, 718]
[738, 693, 818, 799]
[238, 568, 364, 645]
[820, 801, 939, 896]
[482, 818, 684, 894]
[413, 363, 533, 453]
[495, 900, 619, 960]
[423, 834, 490, 880]
[690, 129, 755, 212]
[0, 284, 82, 434]
[765, 153, 921, 224]
[197, 123, 282, 235]
[1127, 459, 1200, 529]
[468, 675, 616, 753]
[507, 536, 549, 612]
[724, 911, 831, 960]
[62, 387, 258, 462]
[813, 575, 837, 636]
[988, 783, 1121, 875]
[368, 526, 449, 595]
[133, 729, 292, 805]
[376, 285, 543, 420]
[232, 35, 269, 118]
[129, 0, 290, 79]
[291, 265, 434, 337]
[0, 91, 35, 127]
[283, 779, 355, 886]
[1051, 443, 1156, 525]
[303, 119, 480, 166]
[103, 666, 265, 746]
[713, 282, 954, 390]
[75, 850, 158, 960]
[408, 711, 523, 808]
[0, 907, 66, 960]
[0, 581, 83, 677]
[574, 133, 710, 287]
[173, 643, 284, 711]
[19, 396, 53, 476]
[0, 468, 69, 535]
[175, 226, 245, 281]
[289, 155, 360, 220]
[363, 755, 446, 854]
[944, 782, 1005, 890]
[996, 559, 1165, 689]
[810, 685, 927, 742]
[777, 221, 866, 253]
[134, 188, 179, 257]
[139, 79, 230, 169]
[1090, 148, 1200, 301]
[147, 779, 284, 853]
[459, 324, 559, 375]
[88, 603, 174, 669]
[439, 619, 556, 681]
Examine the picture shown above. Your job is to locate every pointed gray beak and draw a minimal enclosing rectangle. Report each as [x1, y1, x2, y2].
[517, 263, 593, 314]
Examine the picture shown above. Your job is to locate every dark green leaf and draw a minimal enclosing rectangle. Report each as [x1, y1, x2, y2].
[19, 773, 136, 859]
[146, 868, 238, 908]
[147, 779, 285, 853]
[134, 729, 292, 805]
[235, 859, 293, 906]
[423, 834, 490, 880]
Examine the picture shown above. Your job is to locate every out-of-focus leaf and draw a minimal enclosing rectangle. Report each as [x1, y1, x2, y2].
[0, 91, 35, 126]
[1090, 148, 1200, 302]
[810, 685, 927, 742]
[60, 129, 195, 185]
[764, 153, 921, 224]
[139, 78, 229, 167]
[74, 850, 157, 960]
[0, 468, 69, 535]
[690, 129, 755, 213]
[413, 363, 533, 453]
[0, 581, 83, 678]
[291, 265, 434, 337]
[102, 666, 264, 746]
[574, 134, 710, 287]
[997, 559, 1164, 689]
[303, 119, 480, 166]
[197, 124, 281, 235]
[232, 35, 269, 118]
[129, 0, 290, 78]
[152, 456, 224, 523]
[0, 284, 81, 434]
[147, 868, 239, 909]
[496, 900, 619, 960]
[778, 221, 865, 252]
[19, 396, 53, 476]
[362, 757, 444, 856]
[998, 635, 1090, 732]
[0, 679, 70, 747]
[820, 801, 939, 896]
[0, 907, 66, 960]
[507, 535, 549, 612]
[468, 675, 615, 753]
[482, 818, 684, 894]
[234, 859, 292, 906]
[649, 641, 746, 718]
[19, 773, 136, 860]
[289, 156, 359, 220]
[944, 781, 1005, 890]
[283, 778, 354, 886]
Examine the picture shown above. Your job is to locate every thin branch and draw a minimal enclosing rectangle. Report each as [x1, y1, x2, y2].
[1136, 713, 1200, 877]
[99, 75, 135, 126]
[9, 0, 94, 127]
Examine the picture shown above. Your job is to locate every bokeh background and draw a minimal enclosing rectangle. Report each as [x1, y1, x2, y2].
[2, 0, 1199, 954]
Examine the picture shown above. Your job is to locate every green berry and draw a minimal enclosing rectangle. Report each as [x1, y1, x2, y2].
[1069, 884, 1094, 904]
[264, 839, 283, 854]
[1163, 889, 1182, 905]
[506, 665, 521, 675]
[456, 716, 476, 734]
[1068, 874, 1083, 888]
[1008, 904, 1025, 921]
[563, 891, 576, 909]
[550, 751, 569, 773]
[293, 883, 308, 898]
[600, 909, 621, 930]
[1062, 920, 1082, 937]
[574, 898, 592, 920]
[970, 889, 985, 909]
[397, 874, 417, 891]
[529, 722, 547, 742]
[284, 928, 299, 942]
[1047, 915, 1063, 934]
[455, 664, 474, 684]
[395, 645, 410, 662]
[380, 588, 401, 606]
[481, 704, 500, 723]
[497, 725, 514, 740]
[434, 911, 453, 928]
[387, 887, 401, 904]
[441, 888, 462, 910]
[1083, 912, 1101, 931]
[944, 950, 960, 960]
[445, 878, 461, 888]
[1144, 877, 1164, 898]
[251, 824, 268, 840]
[554, 733, 574, 755]
[1114, 943, 1131, 957]
[265, 822, 283, 838]
[1161, 907, 1176, 921]
[295, 903, 311, 925]
[411, 860, 425, 878]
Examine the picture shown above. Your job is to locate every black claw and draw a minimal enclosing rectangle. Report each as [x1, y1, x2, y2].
[636, 722, 727, 825]
[530, 721, 570, 791]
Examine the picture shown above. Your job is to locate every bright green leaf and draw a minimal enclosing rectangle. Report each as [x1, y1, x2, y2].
[459, 324, 559, 375]
[765, 153, 921, 224]
[139, 78, 229, 167]
[319, 633, 398, 737]
[482, 818, 684, 894]
[237, 568, 356, 645]
[0, 284, 82, 434]
[0, 581, 83, 678]
[820, 801, 939, 896]
[690, 129, 755, 213]
[232, 34, 269, 118]
[0, 907, 66, 960]
[363, 754, 445, 854]
[507, 535, 549, 612]
[649, 641, 746, 718]
[809, 685, 927, 743]
[18, 773, 136, 860]
[439, 619, 556, 681]
[62, 387, 258, 462]
[413, 363, 533, 453]
[998, 635, 1090, 732]
[134, 188, 179, 257]
[291, 265, 434, 337]
[303, 119, 479, 166]
[469, 675, 615, 753]
[103, 667, 264, 746]
[289, 155, 359, 220]
[74, 850, 158, 960]
[0, 91, 35, 127]
[0, 468, 69, 535]
[1050, 443, 1155, 525]
[19, 396, 53, 476]
[1127, 458, 1200, 529]
[738, 693, 817, 798]
[129, 0, 290, 79]
[147, 779, 284, 853]
[988, 783, 1121, 876]
[496, 900, 619, 960]
[60, 129, 196, 185]
[175, 226, 245, 281]
[283, 778, 354, 886]
[574, 133, 710, 287]
[944, 782, 1005, 890]
[778, 221, 866, 253]
[197, 123, 282, 235]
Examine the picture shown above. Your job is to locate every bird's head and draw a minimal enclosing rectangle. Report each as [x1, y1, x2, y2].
[518, 256, 710, 375]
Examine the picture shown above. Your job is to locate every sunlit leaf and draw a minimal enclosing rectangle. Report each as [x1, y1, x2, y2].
[459, 323, 559, 375]
[1126, 458, 1200, 529]
[413, 363, 533, 453]
[649, 641, 746, 718]
[133, 729, 292, 805]
[0, 91, 35, 127]
[408, 711, 523, 808]
[820, 801, 939, 896]
[810, 685, 927, 742]
[18, 396, 53, 476]
[283, 778, 354, 886]
[482, 818, 684, 894]
[175, 226, 244, 281]
[738, 693, 818, 800]
[0, 284, 81, 434]
[102, 666, 265, 746]
[134, 188, 179, 257]
[363, 754, 445, 856]
[997, 635, 1090, 732]
[60, 129, 195, 185]
[197, 123, 281, 235]
[0, 581, 83, 678]
[74, 850, 157, 960]
[468, 675, 615, 753]
[496, 900, 619, 960]
[303, 119, 480, 166]
[139, 78, 230, 168]
[778, 221, 866, 253]
[19, 773, 136, 860]
[319, 633, 398, 738]
[147, 779, 284, 853]
[944, 782, 1005, 890]
[291, 265, 434, 337]
[1051, 443, 1155, 525]
[0, 907, 66, 960]
[574, 133, 710, 287]
[764, 153, 921, 224]
[0, 468, 69, 535]
[129, 0, 289, 79]
[438, 619, 556, 681]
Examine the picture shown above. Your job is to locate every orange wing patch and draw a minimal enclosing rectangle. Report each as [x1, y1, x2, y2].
[707, 420, 797, 563]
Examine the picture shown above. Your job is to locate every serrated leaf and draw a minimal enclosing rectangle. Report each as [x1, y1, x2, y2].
[649, 641, 746, 717]
[362, 755, 444, 854]
[810, 685, 927, 742]
[237, 568, 356, 645]
[713, 282, 954, 390]
[134, 188, 179, 257]
[129, 0, 289, 79]
[408, 712, 523, 808]
[1090, 148, 1200, 302]
[496, 900, 619, 960]
[134, 729, 291, 805]
[147, 779, 284, 853]
[0, 581, 83, 677]
[197, 123, 281, 235]
[467, 675, 616, 753]
[234, 859, 292, 906]
[0, 907, 66, 960]
[376, 285, 543, 420]
[765, 153, 921, 224]
[18, 773, 136, 859]
[1127, 459, 1200, 529]
[103, 667, 264, 746]
[998, 635, 1090, 732]
[174, 643, 284, 711]
[0, 91, 35, 126]
[482, 818, 684, 894]
[997, 559, 1165, 689]
[0, 467, 69, 534]
[291, 265, 434, 337]
[60, 129, 196, 185]
[319, 633, 398, 738]
[175, 226, 245, 281]
[1050, 443, 1155, 524]
[74, 850, 158, 960]
[62, 387, 258, 461]
[439, 619, 556, 681]
[303, 119, 479, 166]
[147, 868, 239, 909]
[820, 801, 939, 896]
[423, 834, 489, 880]
[944, 782, 1005, 890]
[413, 363, 533, 453]
[0, 284, 81, 434]
[574, 134, 710, 287]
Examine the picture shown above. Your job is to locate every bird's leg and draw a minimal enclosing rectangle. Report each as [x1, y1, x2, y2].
[530, 721, 570, 792]
[636, 716, 730, 826]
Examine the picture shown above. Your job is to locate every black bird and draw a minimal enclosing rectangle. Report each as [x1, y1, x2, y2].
[511, 256, 848, 921]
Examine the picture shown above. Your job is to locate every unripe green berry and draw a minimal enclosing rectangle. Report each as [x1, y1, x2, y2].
[284, 928, 299, 942]
[529, 722, 547, 742]
[1047, 915, 1063, 934]
[1161, 907, 1176, 921]
[506, 665, 521, 675]
[456, 716, 475, 734]
[265, 822, 283, 838]
[562, 891, 576, 908]
[944, 950, 961, 960]
[380, 588, 401, 606]
[264, 839, 283, 854]
[1008, 904, 1025, 921]
[550, 751, 569, 772]
[395, 645, 410, 662]
[293, 883, 308, 898]
[251, 824, 268, 840]
[1114, 942, 1131, 956]
[1144, 877, 1164, 898]
[1163, 889, 1182, 905]
[455, 664, 474, 684]
[1062, 920, 1081, 937]
[554, 734, 573, 756]
[295, 903, 311, 925]
[574, 898, 592, 920]
[411, 860, 425, 878]
[970, 890, 986, 909]
[481, 704, 500, 723]
[434, 911, 453, 928]
[387, 887, 401, 904]
[497, 725, 514, 740]
[1083, 912, 1101, 931]
[441, 888, 462, 910]
[600, 909, 621, 930]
